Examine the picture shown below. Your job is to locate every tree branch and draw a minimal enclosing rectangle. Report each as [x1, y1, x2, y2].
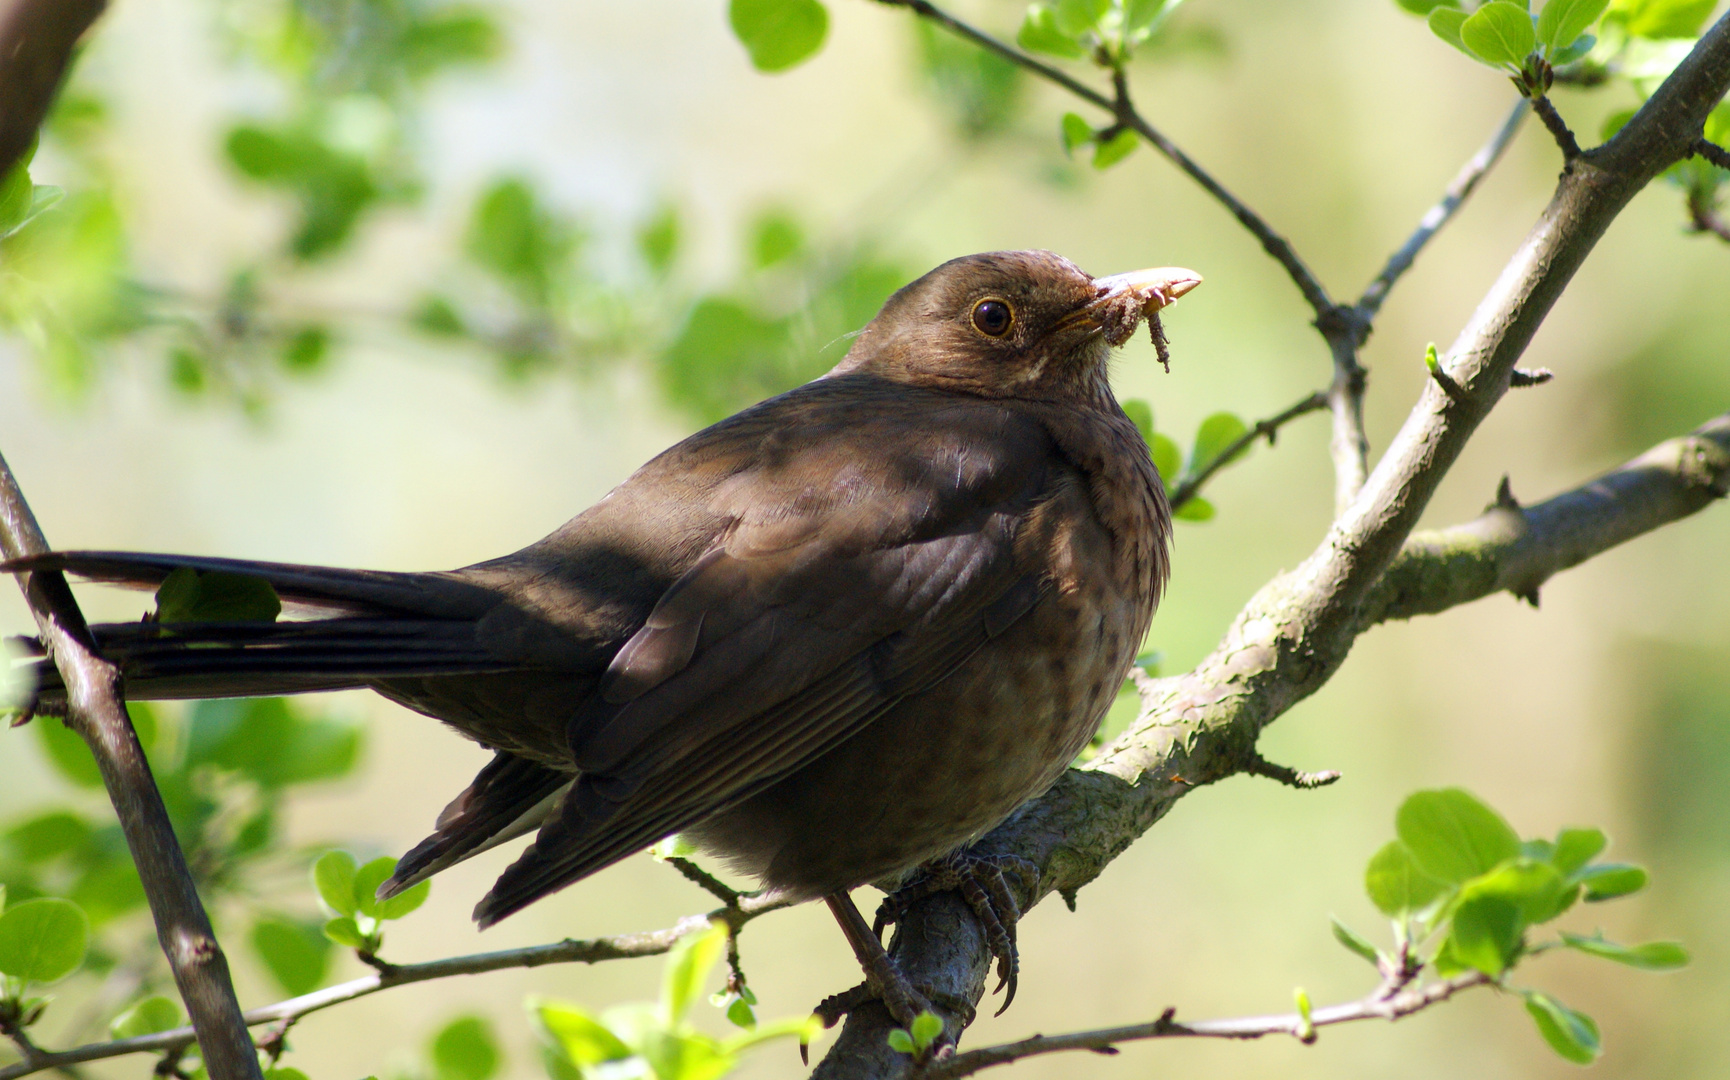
[813, 13, 1730, 1075]
[1357, 100, 1530, 322]
[0, 897, 787, 1080]
[1167, 391, 1328, 511]
[918, 971, 1493, 1079]
[0, 0, 104, 178]
[0, 462, 261, 1080]
[1529, 94, 1583, 159]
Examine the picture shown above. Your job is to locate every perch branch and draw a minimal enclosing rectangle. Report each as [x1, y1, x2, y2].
[812, 12, 1730, 1076]
[1, 460, 260, 1080]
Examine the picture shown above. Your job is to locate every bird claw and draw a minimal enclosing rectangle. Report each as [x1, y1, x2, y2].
[874, 851, 1039, 1016]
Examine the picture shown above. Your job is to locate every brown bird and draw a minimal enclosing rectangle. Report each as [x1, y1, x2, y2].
[8, 250, 1197, 1023]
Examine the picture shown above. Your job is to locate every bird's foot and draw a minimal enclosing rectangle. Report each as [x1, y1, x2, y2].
[874, 851, 1039, 1015]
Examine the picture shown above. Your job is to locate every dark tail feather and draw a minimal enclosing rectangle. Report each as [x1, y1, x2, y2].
[1, 551, 501, 618]
[381, 752, 572, 900]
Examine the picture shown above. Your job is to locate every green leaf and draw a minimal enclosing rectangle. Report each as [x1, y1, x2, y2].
[1428, 7, 1476, 54]
[1560, 932, 1688, 970]
[431, 1016, 502, 1080]
[915, 19, 1026, 140]
[651, 835, 699, 861]
[251, 916, 331, 996]
[662, 922, 728, 1024]
[184, 699, 360, 789]
[1538, 0, 1610, 48]
[1365, 840, 1449, 915]
[638, 204, 681, 275]
[725, 996, 756, 1028]
[1395, 788, 1521, 884]
[1524, 992, 1601, 1063]
[886, 1029, 915, 1054]
[5, 812, 94, 862]
[910, 1011, 943, 1051]
[749, 211, 804, 268]
[465, 178, 578, 308]
[280, 325, 330, 373]
[1120, 398, 1154, 442]
[0, 897, 89, 983]
[1574, 862, 1648, 900]
[352, 857, 399, 919]
[532, 998, 633, 1066]
[1460, 1, 1538, 67]
[1330, 917, 1383, 965]
[1187, 411, 1251, 474]
[1060, 112, 1095, 156]
[1018, 5, 1087, 59]
[1172, 495, 1215, 522]
[109, 996, 184, 1040]
[321, 916, 369, 950]
[1550, 828, 1606, 875]
[1054, 0, 1111, 36]
[263, 1070, 310, 1080]
[34, 707, 161, 788]
[412, 295, 467, 336]
[1548, 32, 1596, 62]
[1460, 858, 1567, 923]
[1149, 432, 1181, 484]
[1397, 0, 1462, 13]
[1448, 894, 1521, 975]
[313, 850, 360, 916]
[1124, 0, 1175, 39]
[0, 138, 39, 235]
[1092, 128, 1139, 170]
[728, 0, 829, 73]
[155, 568, 282, 624]
[1607, 0, 1716, 38]
[375, 876, 430, 921]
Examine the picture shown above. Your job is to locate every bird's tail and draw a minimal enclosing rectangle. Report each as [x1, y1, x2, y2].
[3, 551, 511, 714]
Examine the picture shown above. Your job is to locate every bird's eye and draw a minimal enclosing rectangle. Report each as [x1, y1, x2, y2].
[971, 299, 1014, 337]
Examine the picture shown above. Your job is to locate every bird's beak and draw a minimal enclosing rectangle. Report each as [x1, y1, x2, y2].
[1055, 266, 1203, 349]
[1091, 266, 1202, 311]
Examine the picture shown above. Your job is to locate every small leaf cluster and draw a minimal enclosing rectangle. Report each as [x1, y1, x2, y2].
[1415, 0, 1608, 94]
[312, 850, 430, 958]
[885, 1010, 944, 1057]
[0, 890, 89, 1034]
[384, 1015, 505, 1080]
[1, 695, 364, 1027]
[1019, 0, 1189, 66]
[531, 923, 819, 1080]
[1335, 788, 1686, 1064]
[1121, 399, 1258, 521]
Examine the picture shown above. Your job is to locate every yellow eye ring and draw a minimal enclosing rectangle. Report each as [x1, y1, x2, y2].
[971, 298, 1014, 337]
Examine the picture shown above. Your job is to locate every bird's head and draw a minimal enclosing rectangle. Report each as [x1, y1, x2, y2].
[830, 249, 1201, 403]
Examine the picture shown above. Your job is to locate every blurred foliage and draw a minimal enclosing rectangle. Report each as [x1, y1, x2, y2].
[1627, 641, 1730, 860]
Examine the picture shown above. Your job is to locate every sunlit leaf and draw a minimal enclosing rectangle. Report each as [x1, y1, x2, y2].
[155, 568, 281, 624]
[1549, 827, 1607, 874]
[1018, 5, 1087, 59]
[662, 922, 728, 1025]
[1092, 128, 1139, 169]
[1560, 932, 1688, 970]
[251, 916, 332, 995]
[1395, 788, 1520, 884]
[1460, 1, 1538, 67]
[313, 850, 360, 916]
[532, 998, 633, 1066]
[1537, 0, 1610, 49]
[1524, 992, 1601, 1063]
[1448, 894, 1521, 975]
[1365, 840, 1449, 915]
[1330, 917, 1383, 965]
[1575, 862, 1648, 900]
[1172, 495, 1214, 521]
[109, 996, 184, 1040]
[729, 0, 829, 73]
[1186, 411, 1251, 474]
[1606, 0, 1715, 38]
[0, 897, 88, 984]
[1428, 7, 1477, 54]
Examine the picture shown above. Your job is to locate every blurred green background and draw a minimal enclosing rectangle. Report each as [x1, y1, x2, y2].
[2, 0, 1728, 1077]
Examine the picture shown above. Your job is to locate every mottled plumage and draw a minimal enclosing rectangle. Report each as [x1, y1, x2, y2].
[8, 250, 1196, 935]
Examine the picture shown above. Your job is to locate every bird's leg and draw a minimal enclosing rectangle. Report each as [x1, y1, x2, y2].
[815, 892, 934, 1031]
[873, 851, 1039, 1015]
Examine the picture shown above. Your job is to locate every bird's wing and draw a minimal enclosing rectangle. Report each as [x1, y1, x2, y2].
[475, 391, 1060, 923]
[382, 751, 572, 896]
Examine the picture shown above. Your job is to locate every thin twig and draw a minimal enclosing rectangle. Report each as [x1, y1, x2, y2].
[1167, 391, 1328, 510]
[0, 455, 262, 1080]
[1691, 136, 1730, 169]
[916, 972, 1493, 1078]
[1529, 94, 1582, 159]
[876, 0, 1335, 319]
[0, 898, 789, 1080]
[1357, 100, 1530, 320]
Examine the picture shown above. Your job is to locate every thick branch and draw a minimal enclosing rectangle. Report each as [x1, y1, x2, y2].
[0, 0, 104, 177]
[0, 898, 786, 1080]
[814, 15, 1730, 1075]
[0, 455, 262, 1080]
